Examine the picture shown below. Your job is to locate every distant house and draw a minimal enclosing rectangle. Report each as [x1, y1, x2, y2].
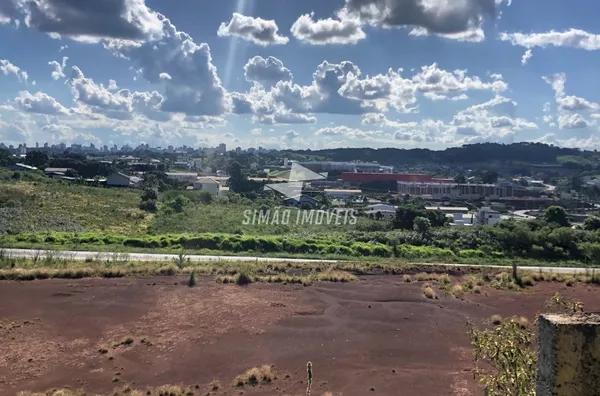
[324, 188, 362, 199]
[6, 163, 38, 172]
[44, 167, 72, 178]
[106, 172, 142, 188]
[281, 194, 319, 209]
[193, 177, 220, 195]
[474, 207, 501, 226]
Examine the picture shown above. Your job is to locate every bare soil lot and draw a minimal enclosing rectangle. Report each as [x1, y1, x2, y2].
[0, 276, 598, 396]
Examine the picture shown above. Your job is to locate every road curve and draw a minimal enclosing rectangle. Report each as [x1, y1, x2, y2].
[1, 248, 597, 274]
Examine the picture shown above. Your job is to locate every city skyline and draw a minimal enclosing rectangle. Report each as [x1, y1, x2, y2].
[1, 1, 600, 150]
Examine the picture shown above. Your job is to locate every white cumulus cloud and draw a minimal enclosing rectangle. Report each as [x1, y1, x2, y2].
[0, 59, 28, 83]
[1, 0, 164, 42]
[291, 12, 365, 45]
[10, 91, 70, 115]
[500, 29, 600, 51]
[244, 56, 292, 87]
[49, 56, 68, 80]
[217, 13, 289, 46]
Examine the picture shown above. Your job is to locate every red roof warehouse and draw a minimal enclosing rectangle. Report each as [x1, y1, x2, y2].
[341, 172, 455, 184]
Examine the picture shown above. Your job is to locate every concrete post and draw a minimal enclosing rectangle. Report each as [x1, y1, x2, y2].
[536, 313, 600, 396]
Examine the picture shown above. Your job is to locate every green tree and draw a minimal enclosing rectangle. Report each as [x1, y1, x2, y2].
[198, 191, 213, 204]
[583, 216, 600, 231]
[24, 150, 48, 168]
[138, 199, 157, 212]
[413, 216, 431, 234]
[481, 171, 499, 184]
[0, 149, 16, 167]
[141, 188, 158, 201]
[170, 195, 188, 213]
[454, 174, 466, 184]
[228, 161, 247, 193]
[543, 205, 570, 227]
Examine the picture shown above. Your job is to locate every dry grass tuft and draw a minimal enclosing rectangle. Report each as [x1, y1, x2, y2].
[210, 379, 221, 391]
[516, 316, 530, 329]
[422, 283, 437, 299]
[402, 274, 412, 283]
[490, 314, 503, 325]
[437, 273, 451, 285]
[520, 275, 535, 287]
[450, 284, 465, 299]
[234, 364, 277, 387]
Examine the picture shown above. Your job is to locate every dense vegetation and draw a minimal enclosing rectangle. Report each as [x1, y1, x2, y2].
[285, 143, 599, 168]
[4, 217, 600, 266]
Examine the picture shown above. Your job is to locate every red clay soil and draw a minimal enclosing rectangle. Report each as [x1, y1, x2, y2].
[0, 276, 598, 396]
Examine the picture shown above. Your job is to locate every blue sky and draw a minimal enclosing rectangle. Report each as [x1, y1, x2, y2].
[1, 0, 600, 151]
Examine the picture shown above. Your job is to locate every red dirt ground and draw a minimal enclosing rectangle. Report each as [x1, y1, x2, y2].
[0, 276, 598, 396]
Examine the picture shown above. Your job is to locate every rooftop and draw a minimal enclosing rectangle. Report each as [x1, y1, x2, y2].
[426, 206, 469, 212]
[196, 177, 218, 184]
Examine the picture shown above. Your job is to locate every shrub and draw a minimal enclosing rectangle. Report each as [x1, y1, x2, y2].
[234, 364, 276, 387]
[521, 275, 535, 287]
[138, 199, 157, 212]
[197, 191, 213, 204]
[210, 380, 221, 391]
[450, 284, 464, 299]
[438, 273, 451, 285]
[468, 317, 536, 396]
[422, 283, 437, 299]
[141, 188, 158, 201]
[235, 271, 252, 286]
[188, 271, 196, 287]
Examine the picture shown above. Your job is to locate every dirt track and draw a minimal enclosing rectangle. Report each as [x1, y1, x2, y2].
[0, 276, 598, 396]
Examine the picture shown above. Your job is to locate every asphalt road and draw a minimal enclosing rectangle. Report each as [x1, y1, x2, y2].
[1, 248, 596, 274]
[1, 248, 338, 264]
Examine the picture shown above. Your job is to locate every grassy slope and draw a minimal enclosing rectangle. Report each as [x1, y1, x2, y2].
[1, 177, 149, 234]
[149, 204, 383, 235]
[1, 173, 386, 236]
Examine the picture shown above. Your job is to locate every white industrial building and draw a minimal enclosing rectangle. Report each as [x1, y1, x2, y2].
[450, 207, 501, 227]
[324, 188, 362, 198]
[398, 181, 516, 200]
[298, 161, 389, 173]
[165, 172, 198, 182]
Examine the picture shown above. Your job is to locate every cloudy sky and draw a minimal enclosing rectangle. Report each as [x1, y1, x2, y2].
[1, 0, 600, 151]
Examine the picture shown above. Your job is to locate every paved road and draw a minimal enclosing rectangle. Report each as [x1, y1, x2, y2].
[1, 248, 596, 274]
[512, 210, 537, 220]
[1, 248, 338, 264]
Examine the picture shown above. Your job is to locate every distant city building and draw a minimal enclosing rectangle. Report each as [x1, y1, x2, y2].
[342, 172, 446, 184]
[165, 172, 197, 182]
[324, 188, 362, 199]
[398, 181, 516, 200]
[300, 161, 382, 173]
[217, 143, 226, 154]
